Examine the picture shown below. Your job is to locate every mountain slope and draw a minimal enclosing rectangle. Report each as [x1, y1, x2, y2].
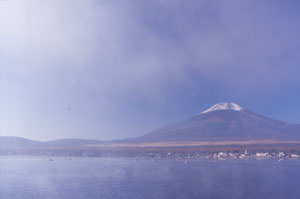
[0, 136, 43, 150]
[135, 103, 300, 142]
[0, 136, 106, 150]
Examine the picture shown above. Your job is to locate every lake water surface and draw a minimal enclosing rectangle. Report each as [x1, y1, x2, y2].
[1, 156, 300, 199]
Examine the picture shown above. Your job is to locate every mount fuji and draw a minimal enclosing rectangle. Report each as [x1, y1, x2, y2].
[135, 103, 300, 142]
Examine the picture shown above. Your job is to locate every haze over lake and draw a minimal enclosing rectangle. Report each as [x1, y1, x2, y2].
[1, 157, 300, 199]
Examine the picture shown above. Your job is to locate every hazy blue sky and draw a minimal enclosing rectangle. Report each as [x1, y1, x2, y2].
[1, 0, 300, 141]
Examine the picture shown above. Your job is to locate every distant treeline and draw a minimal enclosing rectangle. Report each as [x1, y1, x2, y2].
[1, 143, 300, 157]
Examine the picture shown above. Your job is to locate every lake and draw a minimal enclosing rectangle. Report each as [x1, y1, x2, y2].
[1, 157, 300, 199]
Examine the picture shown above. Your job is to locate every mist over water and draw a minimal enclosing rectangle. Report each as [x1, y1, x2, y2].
[1, 157, 300, 199]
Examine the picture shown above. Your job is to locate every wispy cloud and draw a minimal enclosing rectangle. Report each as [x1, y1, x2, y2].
[1, 0, 300, 140]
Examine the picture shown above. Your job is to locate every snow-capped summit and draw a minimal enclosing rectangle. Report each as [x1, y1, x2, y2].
[201, 102, 243, 114]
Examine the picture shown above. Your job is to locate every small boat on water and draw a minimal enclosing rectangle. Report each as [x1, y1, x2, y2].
[49, 158, 54, 161]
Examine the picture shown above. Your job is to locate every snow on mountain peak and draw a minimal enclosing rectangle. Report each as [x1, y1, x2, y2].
[201, 102, 243, 114]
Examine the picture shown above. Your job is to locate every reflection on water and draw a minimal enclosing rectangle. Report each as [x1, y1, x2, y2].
[1, 157, 300, 199]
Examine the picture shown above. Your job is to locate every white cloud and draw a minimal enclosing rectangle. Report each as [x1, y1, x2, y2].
[1, 0, 300, 140]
